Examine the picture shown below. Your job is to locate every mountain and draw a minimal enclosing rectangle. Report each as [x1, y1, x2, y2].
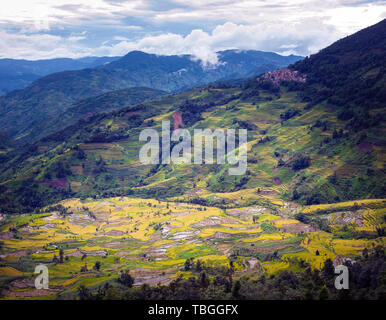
[0, 50, 302, 143]
[23, 87, 167, 143]
[0, 56, 119, 95]
[0, 21, 385, 301]
[291, 18, 386, 113]
[0, 20, 384, 214]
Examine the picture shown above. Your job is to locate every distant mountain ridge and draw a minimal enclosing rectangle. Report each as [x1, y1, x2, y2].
[0, 56, 119, 95]
[0, 49, 302, 142]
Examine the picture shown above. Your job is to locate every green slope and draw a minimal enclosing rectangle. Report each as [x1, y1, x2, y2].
[0, 21, 385, 214]
[292, 18, 386, 112]
[0, 85, 384, 213]
[0, 50, 302, 143]
[20, 87, 167, 143]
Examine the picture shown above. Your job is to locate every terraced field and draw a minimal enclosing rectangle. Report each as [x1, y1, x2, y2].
[0, 197, 384, 299]
[0, 18, 385, 301]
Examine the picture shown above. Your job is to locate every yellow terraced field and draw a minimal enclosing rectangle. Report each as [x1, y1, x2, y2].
[0, 197, 385, 299]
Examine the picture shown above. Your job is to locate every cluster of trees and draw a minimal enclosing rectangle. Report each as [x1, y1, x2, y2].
[0, 179, 70, 214]
[290, 156, 311, 171]
[77, 247, 385, 300]
[277, 155, 310, 172]
[241, 78, 280, 99]
[232, 119, 257, 130]
[177, 92, 239, 127]
[45, 204, 72, 216]
[280, 108, 300, 121]
[207, 169, 249, 193]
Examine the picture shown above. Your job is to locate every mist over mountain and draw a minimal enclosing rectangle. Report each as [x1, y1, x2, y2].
[0, 49, 302, 143]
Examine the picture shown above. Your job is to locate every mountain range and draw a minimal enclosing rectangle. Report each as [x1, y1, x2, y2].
[0, 56, 120, 96]
[0, 19, 384, 214]
[0, 50, 302, 143]
[0, 19, 385, 302]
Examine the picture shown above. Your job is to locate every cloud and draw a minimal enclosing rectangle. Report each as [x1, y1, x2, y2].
[154, 0, 386, 34]
[0, 0, 384, 64]
[0, 0, 149, 31]
[91, 20, 341, 66]
[0, 30, 92, 60]
[96, 29, 226, 67]
[68, 31, 87, 42]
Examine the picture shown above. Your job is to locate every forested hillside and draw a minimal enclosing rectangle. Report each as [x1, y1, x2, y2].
[0, 50, 302, 143]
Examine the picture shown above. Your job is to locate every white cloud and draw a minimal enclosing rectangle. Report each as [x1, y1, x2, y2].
[91, 20, 342, 66]
[0, 30, 92, 60]
[0, 0, 149, 31]
[68, 34, 87, 42]
[0, 0, 385, 63]
[113, 36, 129, 41]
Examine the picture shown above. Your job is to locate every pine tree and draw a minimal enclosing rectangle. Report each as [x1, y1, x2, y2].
[59, 249, 64, 264]
[184, 258, 192, 271]
[199, 271, 209, 289]
[196, 259, 202, 272]
[231, 280, 241, 298]
[322, 258, 335, 279]
[318, 285, 329, 300]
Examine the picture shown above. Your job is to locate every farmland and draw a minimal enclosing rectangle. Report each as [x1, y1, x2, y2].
[0, 197, 384, 299]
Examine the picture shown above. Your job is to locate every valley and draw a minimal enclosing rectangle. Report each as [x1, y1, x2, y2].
[0, 18, 385, 301]
[0, 197, 384, 299]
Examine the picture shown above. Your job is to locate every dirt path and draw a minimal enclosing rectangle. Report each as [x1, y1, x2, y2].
[235, 258, 261, 274]
[133, 273, 173, 286]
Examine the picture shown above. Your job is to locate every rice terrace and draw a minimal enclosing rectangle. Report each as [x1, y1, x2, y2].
[0, 196, 385, 299]
[0, 1, 385, 304]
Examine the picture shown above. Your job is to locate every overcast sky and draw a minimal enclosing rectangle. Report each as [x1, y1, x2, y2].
[0, 0, 385, 65]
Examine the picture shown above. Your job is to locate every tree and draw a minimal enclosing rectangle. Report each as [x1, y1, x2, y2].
[231, 280, 241, 298]
[80, 263, 88, 273]
[199, 271, 209, 289]
[59, 249, 64, 264]
[78, 285, 91, 300]
[184, 258, 192, 271]
[318, 285, 329, 300]
[292, 189, 300, 200]
[95, 284, 107, 300]
[291, 156, 310, 170]
[322, 258, 335, 280]
[195, 259, 202, 272]
[213, 275, 231, 293]
[118, 269, 134, 288]
[104, 286, 121, 300]
[93, 261, 101, 271]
